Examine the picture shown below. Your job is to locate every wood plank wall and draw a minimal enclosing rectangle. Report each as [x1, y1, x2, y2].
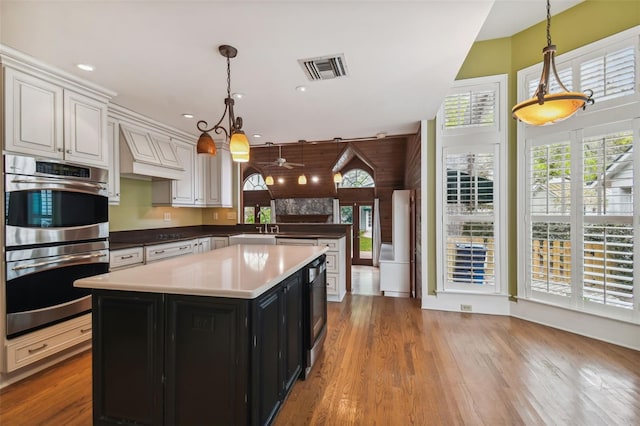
[242, 136, 409, 242]
[404, 130, 422, 298]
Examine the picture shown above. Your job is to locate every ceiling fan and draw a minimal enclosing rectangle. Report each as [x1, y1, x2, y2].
[255, 143, 304, 169]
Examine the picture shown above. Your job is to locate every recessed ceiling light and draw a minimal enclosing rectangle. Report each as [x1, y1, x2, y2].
[376, 132, 387, 139]
[295, 85, 307, 92]
[182, 113, 194, 119]
[232, 92, 244, 99]
[77, 63, 95, 72]
[252, 134, 262, 138]
[311, 176, 319, 183]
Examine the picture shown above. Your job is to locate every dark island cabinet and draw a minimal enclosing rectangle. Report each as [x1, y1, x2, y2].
[251, 272, 302, 426]
[92, 268, 306, 426]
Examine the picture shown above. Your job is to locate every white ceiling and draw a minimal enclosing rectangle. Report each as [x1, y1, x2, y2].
[0, 0, 582, 145]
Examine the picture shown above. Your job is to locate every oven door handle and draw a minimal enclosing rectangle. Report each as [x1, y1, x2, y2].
[12, 252, 109, 272]
[11, 177, 107, 191]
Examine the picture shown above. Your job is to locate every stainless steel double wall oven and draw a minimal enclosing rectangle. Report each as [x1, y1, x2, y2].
[4, 154, 109, 338]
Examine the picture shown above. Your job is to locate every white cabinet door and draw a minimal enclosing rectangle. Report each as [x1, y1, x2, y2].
[206, 147, 232, 207]
[196, 237, 212, 253]
[211, 237, 229, 249]
[171, 141, 195, 205]
[194, 154, 209, 206]
[64, 90, 108, 167]
[4, 67, 64, 158]
[107, 118, 120, 204]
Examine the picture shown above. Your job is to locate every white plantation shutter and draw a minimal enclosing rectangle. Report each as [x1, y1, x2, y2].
[582, 131, 634, 310]
[527, 141, 572, 299]
[443, 151, 496, 289]
[580, 46, 635, 101]
[443, 89, 495, 129]
[530, 222, 572, 298]
[528, 67, 573, 98]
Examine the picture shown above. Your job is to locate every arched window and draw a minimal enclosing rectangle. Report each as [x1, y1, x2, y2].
[339, 169, 374, 188]
[243, 173, 268, 191]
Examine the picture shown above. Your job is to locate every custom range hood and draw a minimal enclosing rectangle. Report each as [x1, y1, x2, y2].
[119, 123, 184, 180]
[110, 104, 186, 181]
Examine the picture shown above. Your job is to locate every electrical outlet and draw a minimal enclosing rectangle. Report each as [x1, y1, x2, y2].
[226, 212, 236, 220]
[213, 212, 219, 220]
[163, 212, 171, 222]
[460, 304, 472, 312]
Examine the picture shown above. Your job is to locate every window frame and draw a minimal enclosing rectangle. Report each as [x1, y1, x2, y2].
[517, 26, 640, 324]
[436, 74, 508, 296]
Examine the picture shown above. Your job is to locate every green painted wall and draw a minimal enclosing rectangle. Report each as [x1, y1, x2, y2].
[444, 1, 640, 297]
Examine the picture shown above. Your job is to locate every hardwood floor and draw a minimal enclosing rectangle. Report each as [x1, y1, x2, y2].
[1, 295, 639, 425]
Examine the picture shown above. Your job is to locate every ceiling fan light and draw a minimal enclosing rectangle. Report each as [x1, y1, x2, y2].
[333, 172, 343, 184]
[512, 92, 589, 126]
[196, 132, 217, 155]
[265, 175, 274, 185]
[232, 152, 250, 163]
[230, 130, 250, 155]
[298, 174, 307, 185]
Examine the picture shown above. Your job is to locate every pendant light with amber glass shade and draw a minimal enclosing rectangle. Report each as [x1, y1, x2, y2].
[512, 0, 594, 126]
[333, 138, 343, 184]
[196, 45, 251, 160]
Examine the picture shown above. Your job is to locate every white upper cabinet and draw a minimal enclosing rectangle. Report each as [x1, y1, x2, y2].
[4, 68, 64, 158]
[205, 144, 233, 207]
[1, 47, 114, 168]
[151, 139, 195, 206]
[64, 89, 108, 166]
[120, 124, 159, 165]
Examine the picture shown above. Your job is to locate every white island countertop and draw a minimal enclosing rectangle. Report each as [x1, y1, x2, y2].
[75, 244, 328, 299]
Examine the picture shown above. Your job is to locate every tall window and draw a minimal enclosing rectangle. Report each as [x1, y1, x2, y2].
[518, 27, 639, 322]
[437, 74, 507, 294]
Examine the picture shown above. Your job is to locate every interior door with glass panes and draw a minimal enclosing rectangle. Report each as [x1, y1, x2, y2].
[340, 203, 373, 266]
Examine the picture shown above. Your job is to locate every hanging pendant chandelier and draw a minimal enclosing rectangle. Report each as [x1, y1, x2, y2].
[298, 140, 307, 185]
[512, 0, 594, 126]
[196, 45, 251, 159]
[333, 138, 343, 184]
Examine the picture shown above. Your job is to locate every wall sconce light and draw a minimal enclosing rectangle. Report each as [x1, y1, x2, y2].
[512, 0, 594, 126]
[196, 45, 251, 159]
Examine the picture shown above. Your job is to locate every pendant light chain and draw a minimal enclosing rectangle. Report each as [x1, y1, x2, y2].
[546, 0, 552, 47]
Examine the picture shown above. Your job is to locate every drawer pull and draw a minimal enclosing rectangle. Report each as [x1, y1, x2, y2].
[154, 250, 165, 254]
[27, 343, 48, 354]
[179, 246, 190, 250]
[81, 327, 92, 333]
[120, 255, 134, 260]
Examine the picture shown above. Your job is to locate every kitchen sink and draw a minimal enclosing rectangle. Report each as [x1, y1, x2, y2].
[228, 234, 277, 246]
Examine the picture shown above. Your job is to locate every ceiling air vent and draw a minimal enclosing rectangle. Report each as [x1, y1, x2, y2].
[298, 54, 348, 81]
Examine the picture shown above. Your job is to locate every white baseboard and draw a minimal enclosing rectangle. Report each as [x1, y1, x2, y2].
[421, 292, 640, 351]
[511, 299, 640, 351]
[421, 291, 510, 315]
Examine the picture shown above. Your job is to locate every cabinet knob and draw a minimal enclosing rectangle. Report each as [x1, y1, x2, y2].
[57, 148, 63, 152]
[66, 149, 72, 154]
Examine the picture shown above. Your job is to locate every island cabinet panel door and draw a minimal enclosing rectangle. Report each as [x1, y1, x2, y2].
[282, 273, 303, 394]
[92, 290, 165, 426]
[164, 296, 249, 426]
[252, 287, 283, 426]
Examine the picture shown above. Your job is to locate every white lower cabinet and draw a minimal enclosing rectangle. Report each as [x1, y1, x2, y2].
[110, 247, 144, 271]
[195, 237, 212, 253]
[211, 237, 229, 249]
[318, 237, 346, 302]
[145, 240, 196, 263]
[5, 314, 92, 372]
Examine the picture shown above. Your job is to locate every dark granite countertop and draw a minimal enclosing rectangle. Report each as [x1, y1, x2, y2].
[109, 228, 346, 251]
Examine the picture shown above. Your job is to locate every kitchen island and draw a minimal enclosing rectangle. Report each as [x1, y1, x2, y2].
[75, 244, 328, 426]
